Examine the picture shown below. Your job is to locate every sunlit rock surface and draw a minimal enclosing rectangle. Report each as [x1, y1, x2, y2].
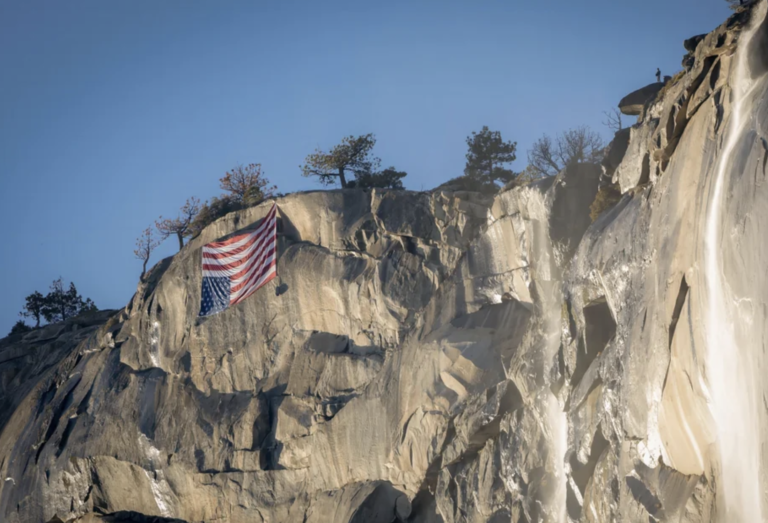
[618, 82, 665, 116]
[3, 4, 768, 522]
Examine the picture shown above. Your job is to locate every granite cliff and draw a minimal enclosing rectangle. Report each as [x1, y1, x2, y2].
[3, 3, 768, 522]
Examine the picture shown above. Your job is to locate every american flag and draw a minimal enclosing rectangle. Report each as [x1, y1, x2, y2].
[199, 203, 278, 317]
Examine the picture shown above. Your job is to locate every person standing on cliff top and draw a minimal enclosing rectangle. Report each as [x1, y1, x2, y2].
[656, 68, 661, 83]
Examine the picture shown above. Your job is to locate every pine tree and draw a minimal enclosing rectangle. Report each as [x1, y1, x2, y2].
[41, 278, 96, 323]
[21, 290, 46, 328]
[301, 134, 380, 188]
[352, 167, 408, 189]
[464, 127, 518, 186]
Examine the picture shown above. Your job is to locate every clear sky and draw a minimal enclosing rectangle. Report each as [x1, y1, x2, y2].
[0, 0, 731, 335]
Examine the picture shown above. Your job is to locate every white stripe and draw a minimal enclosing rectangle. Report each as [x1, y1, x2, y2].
[202, 231, 275, 278]
[231, 265, 276, 304]
[202, 218, 275, 267]
[202, 248, 274, 280]
[202, 214, 275, 259]
[229, 252, 276, 299]
[202, 206, 276, 255]
[228, 237, 275, 285]
[230, 252, 276, 291]
[204, 229, 257, 253]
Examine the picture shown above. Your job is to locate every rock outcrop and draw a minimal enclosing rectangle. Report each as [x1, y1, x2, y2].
[3, 3, 768, 522]
[618, 82, 665, 116]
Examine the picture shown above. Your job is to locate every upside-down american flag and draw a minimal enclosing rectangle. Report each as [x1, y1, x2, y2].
[199, 203, 278, 317]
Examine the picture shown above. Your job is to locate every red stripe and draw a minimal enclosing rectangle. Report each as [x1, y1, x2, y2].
[229, 243, 276, 294]
[232, 270, 276, 306]
[229, 246, 276, 297]
[202, 213, 276, 260]
[201, 224, 275, 272]
[203, 227, 263, 260]
[228, 234, 276, 281]
[205, 205, 276, 249]
[230, 261, 277, 305]
[204, 234, 274, 281]
[204, 231, 252, 254]
[225, 214, 277, 280]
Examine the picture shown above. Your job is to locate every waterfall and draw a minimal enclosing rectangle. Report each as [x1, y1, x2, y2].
[704, 3, 766, 520]
[149, 300, 162, 368]
[547, 392, 568, 522]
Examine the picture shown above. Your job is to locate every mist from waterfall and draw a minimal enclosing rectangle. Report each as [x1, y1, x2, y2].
[704, 3, 766, 520]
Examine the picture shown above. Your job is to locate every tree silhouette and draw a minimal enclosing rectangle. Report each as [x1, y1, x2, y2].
[21, 291, 46, 328]
[464, 126, 518, 186]
[352, 167, 407, 189]
[41, 278, 96, 323]
[156, 197, 202, 251]
[134, 227, 160, 279]
[9, 320, 31, 336]
[301, 134, 380, 188]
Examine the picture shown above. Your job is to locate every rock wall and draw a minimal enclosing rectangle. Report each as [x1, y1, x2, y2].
[3, 3, 768, 522]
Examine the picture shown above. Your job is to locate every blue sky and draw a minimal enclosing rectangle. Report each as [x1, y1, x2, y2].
[0, 0, 731, 334]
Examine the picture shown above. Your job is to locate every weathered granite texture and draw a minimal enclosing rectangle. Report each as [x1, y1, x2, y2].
[3, 3, 768, 522]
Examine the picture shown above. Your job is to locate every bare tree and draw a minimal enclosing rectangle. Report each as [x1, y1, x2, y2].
[527, 126, 605, 178]
[156, 197, 202, 251]
[134, 227, 160, 279]
[602, 108, 623, 133]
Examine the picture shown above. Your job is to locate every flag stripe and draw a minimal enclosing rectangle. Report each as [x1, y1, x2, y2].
[230, 248, 276, 296]
[201, 222, 276, 273]
[230, 245, 276, 289]
[231, 264, 277, 305]
[202, 212, 276, 262]
[199, 203, 278, 317]
[202, 209, 276, 262]
[232, 263, 276, 305]
[202, 227, 275, 278]
[204, 205, 277, 250]
[202, 231, 264, 260]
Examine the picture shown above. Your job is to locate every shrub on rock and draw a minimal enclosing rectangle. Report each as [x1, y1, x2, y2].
[589, 183, 622, 222]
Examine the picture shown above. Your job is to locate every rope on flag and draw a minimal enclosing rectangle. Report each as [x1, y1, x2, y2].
[199, 203, 277, 317]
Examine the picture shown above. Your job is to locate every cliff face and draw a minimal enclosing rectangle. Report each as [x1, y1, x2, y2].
[3, 4, 768, 523]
